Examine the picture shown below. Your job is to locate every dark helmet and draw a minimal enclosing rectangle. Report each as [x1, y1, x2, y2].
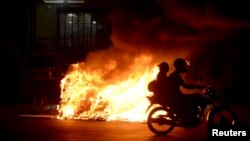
[158, 62, 169, 71]
[173, 58, 189, 72]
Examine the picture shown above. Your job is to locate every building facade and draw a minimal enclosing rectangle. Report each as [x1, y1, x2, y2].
[0, 0, 113, 105]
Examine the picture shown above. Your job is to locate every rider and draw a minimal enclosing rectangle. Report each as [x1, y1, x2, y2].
[167, 58, 206, 115]
[156, 62, 169, 99]
[148, 62, 170, 104]
[156, 62, 169, 84]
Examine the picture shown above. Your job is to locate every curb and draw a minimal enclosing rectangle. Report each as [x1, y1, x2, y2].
[18, 114, 58, 119]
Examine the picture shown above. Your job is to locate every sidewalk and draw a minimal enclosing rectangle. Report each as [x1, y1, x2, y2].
[0, 103, 59, 119]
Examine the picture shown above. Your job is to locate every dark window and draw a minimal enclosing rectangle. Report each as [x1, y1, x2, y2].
[58, 9, 111, 49]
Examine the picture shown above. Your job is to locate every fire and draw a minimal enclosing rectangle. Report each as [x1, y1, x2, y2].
[57, 55, 159, 122]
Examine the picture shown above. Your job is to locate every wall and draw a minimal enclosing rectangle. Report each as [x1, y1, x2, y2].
[36, 3, 59, 38]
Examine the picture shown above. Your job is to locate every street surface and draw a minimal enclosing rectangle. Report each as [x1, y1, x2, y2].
[1, 103, 249, 141]
[1, 116, 209, 141]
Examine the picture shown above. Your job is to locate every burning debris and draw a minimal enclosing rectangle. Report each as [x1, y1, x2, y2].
[57, 0, 250, 121]
[57, 53, 159, 121]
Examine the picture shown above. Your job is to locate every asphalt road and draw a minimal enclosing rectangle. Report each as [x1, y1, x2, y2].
[1, 103, 250, 141]
[1, 116, 210, 141]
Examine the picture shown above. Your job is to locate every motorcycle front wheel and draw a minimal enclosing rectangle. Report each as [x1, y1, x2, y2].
[208, 106, 238, 128]
[147, 106, 176, 136]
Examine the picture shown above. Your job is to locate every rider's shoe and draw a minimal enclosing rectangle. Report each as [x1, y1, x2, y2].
[190, 106, 202, 117]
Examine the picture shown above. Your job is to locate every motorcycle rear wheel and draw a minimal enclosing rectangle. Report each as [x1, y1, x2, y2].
[208, 106, 238, 128]
[147, 106, 176, 136]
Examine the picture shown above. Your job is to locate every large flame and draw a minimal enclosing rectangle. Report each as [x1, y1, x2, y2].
[57, 54, 159, 122]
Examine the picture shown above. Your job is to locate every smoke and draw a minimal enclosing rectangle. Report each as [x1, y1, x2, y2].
[108, 0, 250, 85]
[67, 0, 250, 103]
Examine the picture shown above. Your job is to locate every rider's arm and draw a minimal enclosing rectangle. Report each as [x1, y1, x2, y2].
[180, 75, 204, 90]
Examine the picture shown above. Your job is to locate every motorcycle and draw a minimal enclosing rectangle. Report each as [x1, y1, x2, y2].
[146, 86, 238, 136]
